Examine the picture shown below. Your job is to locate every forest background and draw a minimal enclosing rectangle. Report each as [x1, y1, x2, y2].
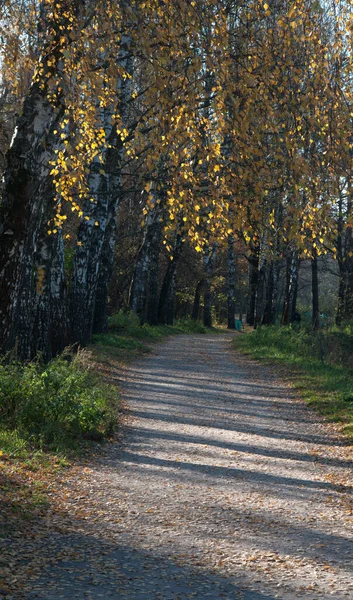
[1, 0, 353, 451]
[2, 0, 353, 359]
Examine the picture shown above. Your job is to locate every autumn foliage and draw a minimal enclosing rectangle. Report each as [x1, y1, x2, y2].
[1, 0, 353, 358]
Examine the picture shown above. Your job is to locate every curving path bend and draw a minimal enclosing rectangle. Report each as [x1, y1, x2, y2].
[26, 333, 353, 599]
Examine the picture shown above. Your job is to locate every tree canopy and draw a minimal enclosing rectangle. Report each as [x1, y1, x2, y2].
[1, 0, 353, 358]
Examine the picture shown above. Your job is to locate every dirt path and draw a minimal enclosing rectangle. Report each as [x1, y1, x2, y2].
[22, 334, 353, 599]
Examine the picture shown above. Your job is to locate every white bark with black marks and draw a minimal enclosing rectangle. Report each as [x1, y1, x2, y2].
[0, 0, 86, 358]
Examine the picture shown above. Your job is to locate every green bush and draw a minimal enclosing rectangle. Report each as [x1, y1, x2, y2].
[175, 318, 208, 334]
[0, 352, 118, 450]
[108, 310, 141, 332]
[108, 310, 166, 340]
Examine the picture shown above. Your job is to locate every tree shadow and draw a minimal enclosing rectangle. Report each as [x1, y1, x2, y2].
[116, 449, 353, 496]
[22, 530, 278, 600]
[123, 403, 343, 448]
[125, 426, 353, 470]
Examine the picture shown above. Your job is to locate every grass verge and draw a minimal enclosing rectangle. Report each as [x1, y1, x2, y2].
[235, 326, 353, 442]
[0, 349, 119, 549]
[1, 312, 209, 540]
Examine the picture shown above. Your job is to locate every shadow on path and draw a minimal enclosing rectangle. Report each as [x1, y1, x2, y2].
[27, 531, 278, 600]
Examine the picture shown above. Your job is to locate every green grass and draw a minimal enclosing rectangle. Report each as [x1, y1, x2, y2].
[0, 311, 208, 459]
[0, 349, 119, 536]
[92, 311, 209, 362]
[0, 350, 119, 458]
[235, 326, 353, 441]
[108, 310, 209, 336]
[0, 310, 211, 530]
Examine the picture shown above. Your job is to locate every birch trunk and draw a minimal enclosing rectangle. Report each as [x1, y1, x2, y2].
[5, 151, 69, 360]
[92, 208, 117, 334]
[31, 227, 68, 361]
[262, 262, 275, 325]
[158, 232, 183, 325]
[282, 251, 300, 325]
[0, 0, 85, 357]
[227, 234, 236, 329]
[69, 157, 112, 345]
[254, 261, 266, 328]
[203, 243, 217, 328]
[246, 249, 259, 326]
[129, 235, 151, 322]
[336, 261, 353, 326]
[0, 86, 59, 353]
[22, 174, 68, 360]
[146, 219, 163, 326]
[192, 279, 204, 321]
[70, 12, 133, 343]
[336, 226, 353, 326]
[129, 201, 163, 325]
[311, 252, 320, 331]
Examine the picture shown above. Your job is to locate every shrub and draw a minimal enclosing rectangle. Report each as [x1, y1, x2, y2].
[108, 310, 166, 341]
[0, 352, 118, 450]
[176, 318, 208, 334]
[108, 310, 141, 333]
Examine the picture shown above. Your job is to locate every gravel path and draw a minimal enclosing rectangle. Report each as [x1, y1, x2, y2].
[26, 333, 353, 599]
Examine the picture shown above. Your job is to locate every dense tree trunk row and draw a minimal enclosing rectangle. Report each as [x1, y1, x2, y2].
[3, 1, 353, 365]
[335, 186, 353, 326]
[0, 0, 134, 360]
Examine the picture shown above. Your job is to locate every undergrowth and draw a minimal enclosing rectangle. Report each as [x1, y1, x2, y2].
[92, 311, 208, 361]
[0, 350, 118, 458]
[235, 326, 353, 441]
[1, 312, 208, 460]
[0, 310, 210, 529]
[108, 310, 208, 336]
[0, 349, 119, 541]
